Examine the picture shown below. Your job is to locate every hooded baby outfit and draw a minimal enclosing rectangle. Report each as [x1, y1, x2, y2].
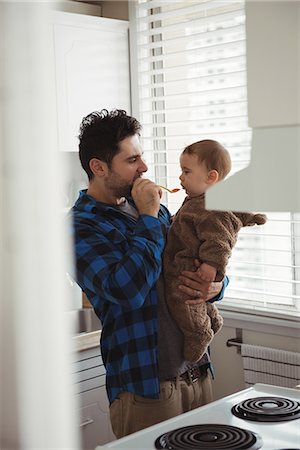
[163, 193, 266, 363]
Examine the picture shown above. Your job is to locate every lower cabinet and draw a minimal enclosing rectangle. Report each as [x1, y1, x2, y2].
[74, 347, 116, 449]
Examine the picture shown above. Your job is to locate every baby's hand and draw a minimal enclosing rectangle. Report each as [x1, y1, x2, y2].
[197, 263, 217, 282]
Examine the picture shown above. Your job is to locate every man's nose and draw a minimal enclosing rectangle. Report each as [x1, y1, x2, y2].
[139, 159, 148, 172]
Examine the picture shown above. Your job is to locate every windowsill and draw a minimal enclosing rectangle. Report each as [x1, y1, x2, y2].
[219, 306, 300, 338]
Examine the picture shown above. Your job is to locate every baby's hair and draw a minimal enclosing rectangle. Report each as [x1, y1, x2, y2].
[182, 139, 231, 180]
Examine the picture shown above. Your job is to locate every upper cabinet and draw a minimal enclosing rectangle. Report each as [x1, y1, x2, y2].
[52, 12, 131, 151]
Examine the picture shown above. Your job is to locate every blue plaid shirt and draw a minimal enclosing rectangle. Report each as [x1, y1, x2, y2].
[71, 191, 171, 403]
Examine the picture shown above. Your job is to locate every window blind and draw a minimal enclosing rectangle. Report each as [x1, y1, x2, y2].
[130, 0, 300, 321]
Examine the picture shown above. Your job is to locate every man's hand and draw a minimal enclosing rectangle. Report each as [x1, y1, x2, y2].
[178, 259, 223, 304]
[131, 178, 162, 217]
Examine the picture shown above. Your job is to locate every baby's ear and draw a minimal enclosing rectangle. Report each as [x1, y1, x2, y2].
[207, 170, 219, 185]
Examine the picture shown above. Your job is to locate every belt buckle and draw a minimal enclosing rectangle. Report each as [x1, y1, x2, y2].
[189, 368, 199, 383]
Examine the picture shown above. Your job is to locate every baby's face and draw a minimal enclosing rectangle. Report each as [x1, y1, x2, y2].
[179, 153, 210, 197]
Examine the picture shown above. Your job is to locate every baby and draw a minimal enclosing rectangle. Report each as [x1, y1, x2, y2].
[163, 140, 267, 363]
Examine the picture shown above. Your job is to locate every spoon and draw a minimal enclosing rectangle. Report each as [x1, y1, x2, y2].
[158, 185, 181, 193]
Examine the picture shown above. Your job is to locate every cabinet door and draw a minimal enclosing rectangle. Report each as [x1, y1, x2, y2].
[74, 348, 116, 446]
[79, 387, 115, 448]
[52, 12, 131, 151]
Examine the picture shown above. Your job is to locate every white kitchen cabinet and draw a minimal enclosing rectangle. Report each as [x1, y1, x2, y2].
[52, 11, 131, 152]
[74, 347, 115, 449]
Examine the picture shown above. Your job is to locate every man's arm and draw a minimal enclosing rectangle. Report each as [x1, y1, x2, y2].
[74, 214, 166, 311]
[74, 178, 168, 311]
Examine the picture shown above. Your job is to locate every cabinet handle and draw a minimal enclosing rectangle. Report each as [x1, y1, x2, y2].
[79, 417, 94, 427]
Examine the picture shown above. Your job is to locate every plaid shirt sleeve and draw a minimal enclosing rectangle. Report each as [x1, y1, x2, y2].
[75, 211, 167, 311]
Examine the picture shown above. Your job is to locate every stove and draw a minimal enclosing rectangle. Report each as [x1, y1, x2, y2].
[96, 384, 300, 450]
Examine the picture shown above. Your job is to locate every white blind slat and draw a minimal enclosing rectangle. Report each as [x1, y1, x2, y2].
[140, 99, 248, 115]
[227, 273, 300, 286]
[137, 5, 244, 36]
[137, 0, 243, 23]
[229, 261, 300, 270]
[140, 71, 246, 90]
[138, 55, 246, 77]
[138, 39, 246, 64]
[141, 114, 248, 129]
[138, 24, 245, 51]
[142, 130, 252, 140]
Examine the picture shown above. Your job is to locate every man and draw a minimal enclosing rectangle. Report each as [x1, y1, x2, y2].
[71, 109, 228, 438]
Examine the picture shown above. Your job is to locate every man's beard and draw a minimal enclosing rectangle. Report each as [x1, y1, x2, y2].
[104, 170, 140, 198]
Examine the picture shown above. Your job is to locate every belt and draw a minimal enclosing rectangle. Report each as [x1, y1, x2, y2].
[179, 365, 208, 384]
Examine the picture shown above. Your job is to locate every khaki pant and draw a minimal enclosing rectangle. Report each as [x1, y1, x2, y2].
[109, 373, 213, 439]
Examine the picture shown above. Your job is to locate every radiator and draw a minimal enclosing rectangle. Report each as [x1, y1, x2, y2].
[241, 344, 300, 388]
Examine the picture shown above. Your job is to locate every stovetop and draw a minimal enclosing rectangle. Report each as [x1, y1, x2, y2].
[96, 384, 300, 450]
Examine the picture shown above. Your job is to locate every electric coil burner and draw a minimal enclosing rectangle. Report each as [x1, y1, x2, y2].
[232, 397, 300, 422]
[154, 424, 263, 450]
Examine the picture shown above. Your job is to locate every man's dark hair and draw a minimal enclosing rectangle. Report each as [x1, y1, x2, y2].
[78, 109, 142, 180]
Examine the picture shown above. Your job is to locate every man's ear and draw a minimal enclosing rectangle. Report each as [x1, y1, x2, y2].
[207, 169, 219, 185]
[89, 158, 108, 177]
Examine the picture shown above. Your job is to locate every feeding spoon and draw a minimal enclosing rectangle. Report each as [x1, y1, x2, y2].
[158, 185, 181, 193]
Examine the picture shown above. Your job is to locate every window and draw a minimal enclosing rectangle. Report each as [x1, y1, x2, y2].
[129, 0, 300, 322]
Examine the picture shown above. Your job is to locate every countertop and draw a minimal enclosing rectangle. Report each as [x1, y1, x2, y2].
[73, 330, 101, 352]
